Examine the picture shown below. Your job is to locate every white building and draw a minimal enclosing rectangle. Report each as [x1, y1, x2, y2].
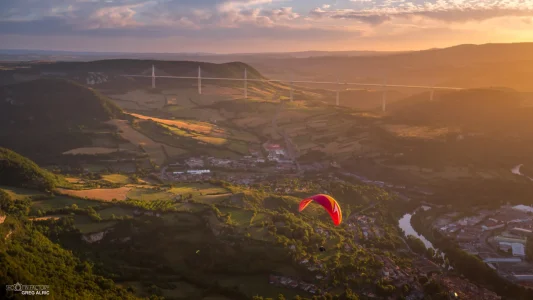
[514, 274, 533, 281]
[186, 158, 204, 168]
[274, 149, 286, 156]
[483, 257, 522, 263]
[512, 243, 526, 257]
[495, 235, 527, 245]
[482, 223, 505, 231]
[187, 169, 210, 175]
[511, 227, 533, 236]
[512, 205, 533, 214]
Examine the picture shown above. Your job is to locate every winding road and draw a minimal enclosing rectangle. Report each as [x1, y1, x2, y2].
[272, 101, 302, 173]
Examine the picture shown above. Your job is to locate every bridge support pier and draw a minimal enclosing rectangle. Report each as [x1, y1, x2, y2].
[290, 76, 293, 102]
[382, 78, 387, 112]
[198, 66, 202, 95]
[336, 79, 340, 106]
[151, 65, 155, 89]
[244, 68, 247, 99]
[430, 88, 435, 101]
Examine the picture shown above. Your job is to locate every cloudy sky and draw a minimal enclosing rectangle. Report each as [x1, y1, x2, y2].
[1, 0, 533, 53]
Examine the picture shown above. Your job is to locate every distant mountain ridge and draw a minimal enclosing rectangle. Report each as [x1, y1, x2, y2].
[248, 42, 533, 92]
[0, 48, 407, 62]
[0, 59, 267, 90]
[36, 60, 264, 78]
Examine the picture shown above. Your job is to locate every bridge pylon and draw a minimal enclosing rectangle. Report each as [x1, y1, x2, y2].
[198, 66, 202, 95]
[382, 78, 388, 112]
[151, 65, 155, 89]
[244, 68, 247, 99]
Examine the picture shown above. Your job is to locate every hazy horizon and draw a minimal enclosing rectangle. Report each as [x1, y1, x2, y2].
[1, 41, 531, 57]
[2, 0, 533, 53]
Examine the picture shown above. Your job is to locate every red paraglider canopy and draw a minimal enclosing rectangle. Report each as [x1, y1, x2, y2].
[298, 194, 342, 226]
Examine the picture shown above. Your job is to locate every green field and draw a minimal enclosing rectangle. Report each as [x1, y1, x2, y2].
[101, 174, 131, 184]
[161, 212, 203, 227]
[127, 188, 174, 201]
[169, 183, 229, 197]
[0, 185, 46, 200]
[218, 207, 255, 227]
[196, 193, 232, 204]
[250, 212, 269, 225]
[214, 274, 303, 299]
[82, 164, 109, 173]
[225, 141, 249, 154]
[248, 226, 272, 242]
[97, 206, 135, 219]
[173, 202, 207, 213]
[30, 196, 99, 214]
[74, 215, 117, 234]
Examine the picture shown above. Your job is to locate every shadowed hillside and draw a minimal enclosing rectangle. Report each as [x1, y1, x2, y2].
[376, 89, 533, 170]
[389, 89, 532, 135]
[250, 43, 533, 91]
[0, 79, 127, 162]
[0, 78, 124, 128]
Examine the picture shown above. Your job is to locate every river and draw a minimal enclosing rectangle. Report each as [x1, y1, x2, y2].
[398, 206, 436, 250]
[512, 164, 533, 181]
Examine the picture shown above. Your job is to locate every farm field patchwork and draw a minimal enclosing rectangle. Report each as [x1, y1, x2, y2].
[97, 206, 136, 219]
[57, 187, 132, 201]
[381, 124, 456, 140]
[110, 90, 166, 109]
[127, 187, 174, 201]
[130, 113, 218, 134]
[101, 174, 131, 184]
[30, 196, 99, 214]
[62, 147, 122, 155]
[106, 119, 186, 165]
[0, 185, 46, 200]
[73, 215, 117, 234]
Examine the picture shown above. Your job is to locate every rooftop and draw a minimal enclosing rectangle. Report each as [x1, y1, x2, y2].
[265, 144, 281, 150]
[513, 205, 533, 213]
[514, 274, 533, 281]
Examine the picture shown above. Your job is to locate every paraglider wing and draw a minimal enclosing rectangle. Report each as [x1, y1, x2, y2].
[298, 194, 342, 226]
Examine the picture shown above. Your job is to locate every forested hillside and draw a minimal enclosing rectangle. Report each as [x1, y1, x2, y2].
[0, 147, 62, 191]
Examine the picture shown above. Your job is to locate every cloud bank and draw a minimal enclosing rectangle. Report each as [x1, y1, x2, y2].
[1, 0, 532, 51]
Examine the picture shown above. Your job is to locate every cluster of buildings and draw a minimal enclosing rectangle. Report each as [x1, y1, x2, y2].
[347, 215, 380, 240]
[165, 161, 213, 181]
[378, 256, 421, 290]
[263, 142, 296, 171]
[268, 275, 318, 294]
[263, 143, 288, 162]
[433, 205, 533, 287]
[207, 156, 263, 170]
[437, 275, 501, 300]
[340, 172, 407, 191]
[162, 143, 300, 182]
